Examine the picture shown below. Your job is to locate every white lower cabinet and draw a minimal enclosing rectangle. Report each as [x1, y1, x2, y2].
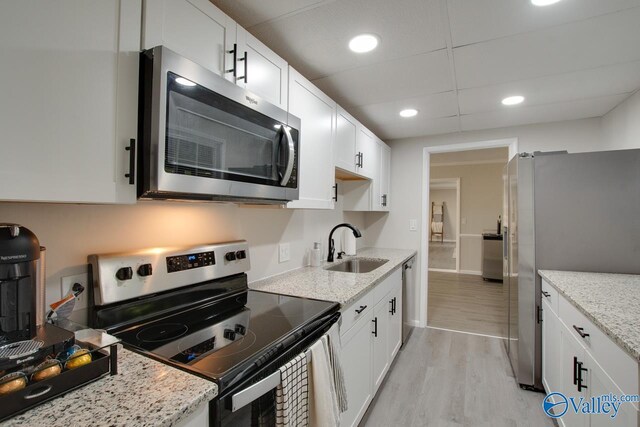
[340, 269, 403, 427]
[542, 279, 639, 427]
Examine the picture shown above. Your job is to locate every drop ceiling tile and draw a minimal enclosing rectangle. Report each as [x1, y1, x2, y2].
[447, 0, 640, 47]
[248, 0, 446, 80]
[210, 0, 329, 28]
[312, 50, 453, 108]
[454, 7, 640, 89]
[351, 91, 458, 124]
[458, 61, 640, 114]
[368, 116, 460, 140]
[460, 93, 630, 131]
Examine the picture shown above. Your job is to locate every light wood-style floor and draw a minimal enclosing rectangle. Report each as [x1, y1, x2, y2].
[428, 271, 507, 338]
[428, 242, 456, 270]
[361, 328, 553, 427]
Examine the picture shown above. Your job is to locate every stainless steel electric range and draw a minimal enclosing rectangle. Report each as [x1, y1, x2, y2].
[88, 241, 339, 426]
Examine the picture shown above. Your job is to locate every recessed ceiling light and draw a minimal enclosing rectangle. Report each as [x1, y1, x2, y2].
[501, 95, 525, 106]
[531, 0, 563, 6]
[399, 109, 418, 118]
[175, 77, 196, 87]
[348, 34, 379, 53]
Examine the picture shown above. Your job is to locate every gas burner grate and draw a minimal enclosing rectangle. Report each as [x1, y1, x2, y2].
[0, 340, 43, 360]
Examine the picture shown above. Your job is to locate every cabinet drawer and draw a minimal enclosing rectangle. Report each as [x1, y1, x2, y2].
[558, 296, 638, 396]
[341, 290, 374, 337]
[541, 278, 559, 315]
[372, 268, 401, 305]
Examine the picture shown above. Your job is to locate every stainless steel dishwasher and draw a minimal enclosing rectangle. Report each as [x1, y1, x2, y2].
[402, 256, 415, 345]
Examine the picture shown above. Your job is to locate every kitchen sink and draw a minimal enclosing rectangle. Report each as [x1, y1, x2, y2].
[325, 258, 388, 273]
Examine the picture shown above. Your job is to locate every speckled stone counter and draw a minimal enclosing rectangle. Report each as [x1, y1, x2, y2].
[539, 270, 640, 361]
[250, 247, 417, 306]
[2, 348, 217, 427]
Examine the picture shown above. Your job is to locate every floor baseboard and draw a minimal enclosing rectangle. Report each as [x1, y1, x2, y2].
[459, 269, 482, 276]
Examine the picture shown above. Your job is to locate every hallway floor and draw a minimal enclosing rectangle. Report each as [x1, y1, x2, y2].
[361, 328, 553, 427]
[427, 271, 507, 337]
[428, 241, 456, 270]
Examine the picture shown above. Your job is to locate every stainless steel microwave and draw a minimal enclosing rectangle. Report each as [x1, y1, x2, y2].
[138, 46, 300, 203]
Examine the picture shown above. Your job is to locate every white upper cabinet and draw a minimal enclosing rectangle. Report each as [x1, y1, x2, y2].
[335, 106, 358, 173]
[287, 67, 336, 210]
[356, 126, 378, 179]
[235, 29, 288, 110]
[0, 0, 141, 203]
[142, 0, 236, 81]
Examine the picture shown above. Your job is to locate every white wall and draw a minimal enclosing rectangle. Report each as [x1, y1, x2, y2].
[602, 91, 640, 150]
[364, 116, 616, 325]
[0, 182, 365, 313]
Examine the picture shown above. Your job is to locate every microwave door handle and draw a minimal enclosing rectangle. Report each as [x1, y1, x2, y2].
[280, 125, 295, 186]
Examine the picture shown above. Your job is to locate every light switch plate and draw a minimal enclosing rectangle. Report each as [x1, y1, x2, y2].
[60, 273, 89, 311]
[279, 243, 290, 263]
[409, 219, 417, 231]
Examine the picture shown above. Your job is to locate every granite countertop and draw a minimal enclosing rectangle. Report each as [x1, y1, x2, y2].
[538, 270, 640, 361]
[3, 348, 217, 427]
[250, 247, 417, 306]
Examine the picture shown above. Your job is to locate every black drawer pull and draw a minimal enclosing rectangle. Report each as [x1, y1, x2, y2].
[125, 138, 136, 185]
[372, 317, 378, 337]
[577, 360, 588, 392]
[541, 291, 551, 298]
[573, 325, 590, 339]
[355, 305, 367, 314]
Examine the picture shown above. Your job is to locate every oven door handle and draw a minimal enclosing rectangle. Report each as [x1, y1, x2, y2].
[280, 125, 295, 186]
[231, 369, 281, 412]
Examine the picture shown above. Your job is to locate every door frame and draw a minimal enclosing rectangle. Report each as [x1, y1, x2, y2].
[420, 138, 518, 327]
[428, 178, 460, 273]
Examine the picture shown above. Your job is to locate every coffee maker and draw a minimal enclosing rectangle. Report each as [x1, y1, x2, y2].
[0, 224, 73, 371]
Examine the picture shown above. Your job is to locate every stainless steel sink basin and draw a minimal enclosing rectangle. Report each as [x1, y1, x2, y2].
[325, 258, 388, 273]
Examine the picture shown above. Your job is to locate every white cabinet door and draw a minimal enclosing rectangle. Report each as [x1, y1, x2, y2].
[379, 142, 391, 211]
[559, 323, 589, 427]
[341, 314, 373, 427]
[143, 0, 235, 81]
[287, 67, 336, 209]
[356, 126, 378, 179]
[335, 106, 358, 173]
[371, 297, 390, 394]
[542, 299, 561, 395]
[587, 354, 638, 427]
[0, 0, 140, 203]
[235, 29, 288, 110]
[387, 281, 402, 360]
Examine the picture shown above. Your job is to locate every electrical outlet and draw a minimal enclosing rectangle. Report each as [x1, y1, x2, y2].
[60, 273, 89, 311]
[409, 219, 417, 231]
[279, 243, 290, 263]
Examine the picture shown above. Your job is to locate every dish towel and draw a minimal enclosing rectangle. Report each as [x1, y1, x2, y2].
[309, 324, 348, 427]
[276, 353, 309, 427]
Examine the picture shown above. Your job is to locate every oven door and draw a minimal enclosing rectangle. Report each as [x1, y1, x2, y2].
[140, 46, 300, 203]
[210, 312, 340, 427]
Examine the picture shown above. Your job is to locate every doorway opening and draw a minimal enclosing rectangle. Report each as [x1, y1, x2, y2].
[428, 178, 459, 273]
[421, 140, 516, 338]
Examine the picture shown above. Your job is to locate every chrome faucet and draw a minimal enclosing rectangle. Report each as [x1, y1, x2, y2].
[327, 223, 362, 262]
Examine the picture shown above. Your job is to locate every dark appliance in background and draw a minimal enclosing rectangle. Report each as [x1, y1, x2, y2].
[503, 149, 640, 390]
[137, 46, 301, 204]
[0, 224, 74, 372]
[89, 241, 340, 426]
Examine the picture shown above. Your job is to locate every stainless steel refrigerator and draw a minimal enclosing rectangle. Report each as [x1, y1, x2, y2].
[503, 149, 640, 390]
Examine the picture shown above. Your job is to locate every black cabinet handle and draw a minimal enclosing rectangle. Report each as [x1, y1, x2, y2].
[125, 138, 135, 185]
[355, 305, 367, 314]
[393, 297, 397, 315]
[542, 291, 551, 298]
[389, 299, 394, 314]
[382, 194, 387, 207]
[577, 360, 588, 392]
[226, 43, 237, 77]
[573, 356, 579, 385]
[333, 183, 338, 201]
[237, 51, 248, 83]
[356, 152, 363, 168]
[573, 325, 590, 339]
[360, 152, 364, 168]
[537, 305, 543, 324]
[372, 317, 378, 337]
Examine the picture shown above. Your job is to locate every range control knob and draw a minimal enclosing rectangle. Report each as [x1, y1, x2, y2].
[225, 252, 237, 262]
[223, 329, 236, 341]
[137, 263, 153, 277]
[235, 250, 247, 260]
[235, 324, 246, 335]
[115, 267, 133, 281]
